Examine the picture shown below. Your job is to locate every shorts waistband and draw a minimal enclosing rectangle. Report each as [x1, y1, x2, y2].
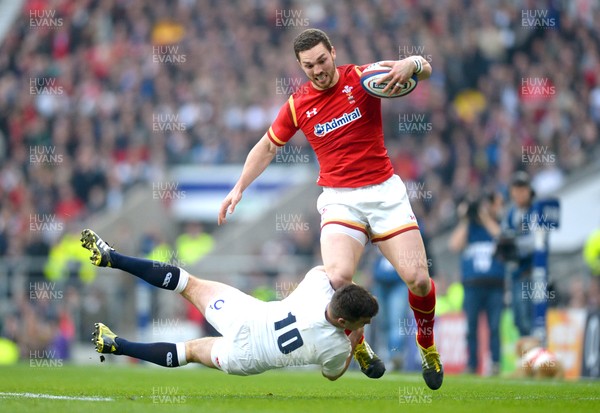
[323, 174, 398, 192]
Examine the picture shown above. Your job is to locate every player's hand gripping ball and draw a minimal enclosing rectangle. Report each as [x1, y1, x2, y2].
[360, 62, 418, 98]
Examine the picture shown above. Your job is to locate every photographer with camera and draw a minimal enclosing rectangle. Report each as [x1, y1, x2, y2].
[498, 172, 540, 337]
[449, 191, 505, 375]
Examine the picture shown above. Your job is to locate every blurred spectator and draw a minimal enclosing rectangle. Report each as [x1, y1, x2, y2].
[24, 230, 50, 292]
[43, 229, 96, 285]
[568, 276, 588, 309]
[498, 171, 540, 337]
[583, 228, 600, 277]
[1, 0, 600, 360]
[583, 228, 600, 310]
[370, 250, 409, 371]
[1, 0, 599, 267]
[0, 289, 74, 361]
[175, 222, 214, 266]
[589, 276, 600, 311]
[144, 230, 173, 264]
[54, 184, 85, 222]
[449, 190, 505, 375]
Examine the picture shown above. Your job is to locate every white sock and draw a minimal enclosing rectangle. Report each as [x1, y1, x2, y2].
[174, 268, 190, 294]
[175, 342, 188, 366]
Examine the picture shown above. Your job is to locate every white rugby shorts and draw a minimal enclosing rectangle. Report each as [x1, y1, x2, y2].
[317, 174, 419, 245]
[205, 290, 266, 376]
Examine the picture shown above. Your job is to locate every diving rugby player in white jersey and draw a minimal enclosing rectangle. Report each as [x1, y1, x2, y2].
[82, 229, 377, 380]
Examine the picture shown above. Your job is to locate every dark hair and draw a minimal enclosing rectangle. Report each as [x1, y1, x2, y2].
[293, 29, 333, 61]
[510, 171, 535, 199]
[510, 170, 531, 187]
[329, 284, 378, 322]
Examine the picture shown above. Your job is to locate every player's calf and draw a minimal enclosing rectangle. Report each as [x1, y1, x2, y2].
[92, 322, 187, 368]
[81, 229, 189, 292]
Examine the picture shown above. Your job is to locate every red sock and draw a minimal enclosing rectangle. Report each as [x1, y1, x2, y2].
[408, 278, 436, 349]
[344, 330, 364, 344]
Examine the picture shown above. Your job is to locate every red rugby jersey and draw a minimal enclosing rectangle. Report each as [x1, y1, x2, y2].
[267, 64, 394, 188]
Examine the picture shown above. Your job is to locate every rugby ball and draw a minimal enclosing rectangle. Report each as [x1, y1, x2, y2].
[360, 62, 418, 98]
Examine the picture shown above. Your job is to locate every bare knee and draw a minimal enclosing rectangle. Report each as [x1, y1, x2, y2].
[320, 232, 364, 290]
[185, 338, 217, 368]
[325, 264, 354, 290]
[404, 270, 431, 296]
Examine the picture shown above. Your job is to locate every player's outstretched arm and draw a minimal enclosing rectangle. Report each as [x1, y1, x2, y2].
[218, 133, 278, 225]
[322, 354, 352, 381]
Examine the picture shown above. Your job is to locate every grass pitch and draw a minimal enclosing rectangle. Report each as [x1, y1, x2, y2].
[1, 363, 599, 413]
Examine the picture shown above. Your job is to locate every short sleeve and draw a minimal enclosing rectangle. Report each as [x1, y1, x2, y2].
[356, 64, 370, 73]
[321, 350, 350, 378]
[267, 96, 299, 147]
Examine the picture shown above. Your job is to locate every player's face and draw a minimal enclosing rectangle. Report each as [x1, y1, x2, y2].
[297, 43, 339, 90]
[510, 185, 531, 208]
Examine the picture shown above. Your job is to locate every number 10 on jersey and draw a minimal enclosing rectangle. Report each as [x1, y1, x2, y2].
[274, 312, 304, 354]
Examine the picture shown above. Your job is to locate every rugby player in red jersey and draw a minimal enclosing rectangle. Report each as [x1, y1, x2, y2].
[219, 29, 442, 389]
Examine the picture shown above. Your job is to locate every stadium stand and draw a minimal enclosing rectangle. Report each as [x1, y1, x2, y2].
[1, 0, 599, 363]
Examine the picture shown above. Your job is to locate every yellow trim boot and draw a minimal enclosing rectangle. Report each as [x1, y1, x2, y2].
[354, 339, 385, 379]
[93, 322, 120, 354]
[417, 340, 443, 390]
[81, 229, 114, 267]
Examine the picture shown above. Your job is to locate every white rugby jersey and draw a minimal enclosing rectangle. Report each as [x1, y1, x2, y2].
[245, 266, 351, 376]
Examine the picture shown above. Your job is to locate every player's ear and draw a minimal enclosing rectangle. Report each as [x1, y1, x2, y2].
[330, 46, 336, 60]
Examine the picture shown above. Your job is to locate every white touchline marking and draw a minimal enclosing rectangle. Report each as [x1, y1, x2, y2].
[0, 392, 114, 401]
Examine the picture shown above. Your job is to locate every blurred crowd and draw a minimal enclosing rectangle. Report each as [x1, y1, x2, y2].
[2, 0, 600, 258]
[1, 0, 600, 358]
